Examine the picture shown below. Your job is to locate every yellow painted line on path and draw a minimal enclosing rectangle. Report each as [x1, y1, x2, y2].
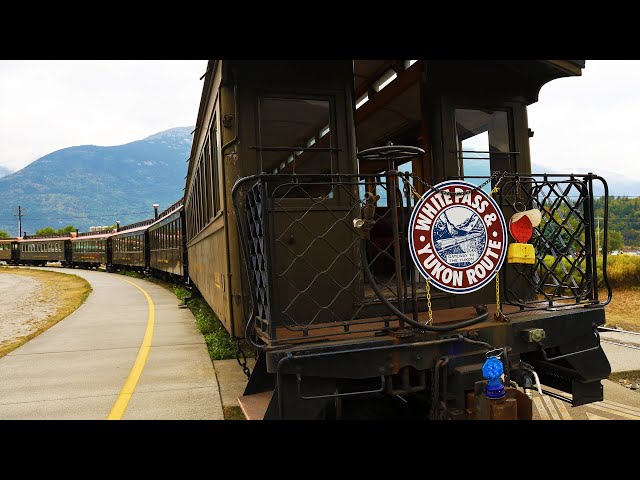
[107, 278, 155, 420]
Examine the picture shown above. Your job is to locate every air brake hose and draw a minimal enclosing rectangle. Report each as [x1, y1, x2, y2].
[360, 239, 489, 332]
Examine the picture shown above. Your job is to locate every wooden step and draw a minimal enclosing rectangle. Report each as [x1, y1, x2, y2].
[238, 390, 274, 420]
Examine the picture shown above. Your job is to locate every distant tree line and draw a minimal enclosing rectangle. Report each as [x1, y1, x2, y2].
[35, 225, 76, 235]
[595, 197, 640, 249]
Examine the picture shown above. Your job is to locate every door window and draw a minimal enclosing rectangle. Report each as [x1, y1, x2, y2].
[455, 108, 512, 191]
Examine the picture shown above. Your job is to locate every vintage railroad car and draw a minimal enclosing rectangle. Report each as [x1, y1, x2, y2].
[148, 200, 188, 278]
[70, 230, 112, 269]
[0, 237, 19, 264]
[18, 234, 71, 266]
[110, 220, 152, 272]
[185, 60, 612, 420]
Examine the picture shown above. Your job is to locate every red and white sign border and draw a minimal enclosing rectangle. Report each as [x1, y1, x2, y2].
[407, 180, 507, 294]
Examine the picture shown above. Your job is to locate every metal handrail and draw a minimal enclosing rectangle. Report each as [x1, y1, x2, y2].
[232, 171, 610, 344]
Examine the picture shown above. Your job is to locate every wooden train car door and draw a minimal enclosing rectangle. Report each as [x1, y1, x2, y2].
[235, 61, 360, 332]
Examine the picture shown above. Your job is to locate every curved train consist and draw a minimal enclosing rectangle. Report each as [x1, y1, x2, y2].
[0, 200, 186, 278]
[1, 60, 614, 420]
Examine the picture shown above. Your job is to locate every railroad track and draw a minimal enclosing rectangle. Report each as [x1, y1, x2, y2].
[598, 326, 640, 350]
[598, 326, 640, 336]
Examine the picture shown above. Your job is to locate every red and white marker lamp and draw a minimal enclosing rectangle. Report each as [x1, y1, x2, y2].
[507, 209, 541, 264]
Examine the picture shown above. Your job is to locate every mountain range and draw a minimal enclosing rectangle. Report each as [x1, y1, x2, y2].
[0, 127, 192, 235]
[464, 156, 639, 197]
[0, 165, 13, 179]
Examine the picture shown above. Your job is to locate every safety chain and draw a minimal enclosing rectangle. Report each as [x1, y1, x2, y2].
[407, 171, 507, 198]
[425, 277, 433, 325]
[490, 186, 505, 322]
[406, 182, 434, 324]
[236, 338, 251, 380]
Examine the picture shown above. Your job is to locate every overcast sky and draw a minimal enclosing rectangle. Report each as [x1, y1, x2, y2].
[0, 60, 634, 177]
[528, 60, 637, 176]
[0, 60, 207, 171]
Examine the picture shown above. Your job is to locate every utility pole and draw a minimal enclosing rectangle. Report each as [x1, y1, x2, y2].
[595, 217, 603, 255]
[15, 206, 23, 238]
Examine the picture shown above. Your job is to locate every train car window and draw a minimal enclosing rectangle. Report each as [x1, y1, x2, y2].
[194, 164, 200, 235]
[203, 139, 213, 223]
[210, 124, 220, 215]
[172, 221, 176, 248]
[455, 108, 512, 190]
[258, 97, 334, 198]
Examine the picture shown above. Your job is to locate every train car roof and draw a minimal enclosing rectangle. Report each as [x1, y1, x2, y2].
[20, 236, 71, 243]
[111, 224, 150, 236]
[70, 232, 114, 241]
[148, 204, 183, 230]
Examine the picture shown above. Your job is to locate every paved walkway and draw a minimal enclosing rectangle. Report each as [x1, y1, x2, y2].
[0, 267, 223, 419]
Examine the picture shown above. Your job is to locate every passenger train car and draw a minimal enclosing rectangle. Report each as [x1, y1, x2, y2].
[71, 230, 112, 269]
[184, 60, 612, 419]
[3, 60, 612, 420]
[3, 203, 187, 281]
[148, 200, 187, 279]
[0, 237, 19, 264]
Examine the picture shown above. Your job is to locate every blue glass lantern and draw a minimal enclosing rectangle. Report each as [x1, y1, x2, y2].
[482, 356, 505, 399]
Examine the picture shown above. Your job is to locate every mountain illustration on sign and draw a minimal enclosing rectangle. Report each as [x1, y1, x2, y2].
[433, 206, 486, 267]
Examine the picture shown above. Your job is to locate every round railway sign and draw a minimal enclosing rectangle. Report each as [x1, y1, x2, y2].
[408, 180, 507, 294]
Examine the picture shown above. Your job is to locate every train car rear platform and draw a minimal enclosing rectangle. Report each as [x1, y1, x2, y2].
[0, 267, 223, 419]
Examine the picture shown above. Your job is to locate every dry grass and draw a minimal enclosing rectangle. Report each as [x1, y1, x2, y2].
[600, 287, 640, 332]
[0, 267, 92, 357]
[223, 405, 246, 420]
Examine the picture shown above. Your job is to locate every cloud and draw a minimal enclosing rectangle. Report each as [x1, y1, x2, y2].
[529, 60, 640, 178]
[0, 60, 207, 171]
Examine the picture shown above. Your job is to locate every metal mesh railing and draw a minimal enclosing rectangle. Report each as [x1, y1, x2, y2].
[493, 174, 612, 309]
[232, 171, 611, 344]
